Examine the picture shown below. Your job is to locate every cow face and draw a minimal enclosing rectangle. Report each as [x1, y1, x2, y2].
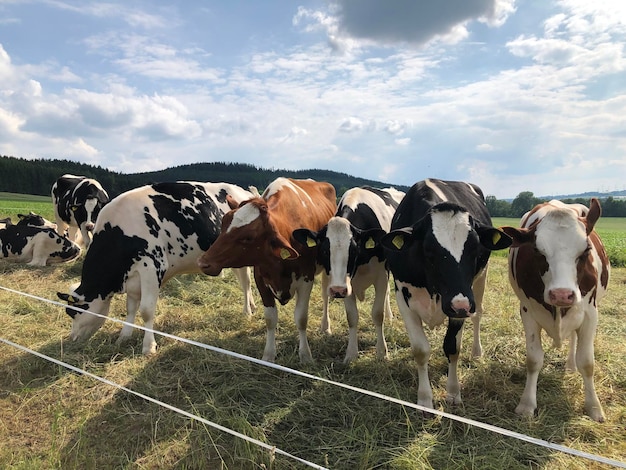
[293, 217, 386, 298]
[198, 198, 299, 276]
[383, 204, 511, 318]
[17, 212, 57, 230]
[501, 199, 601, 308]
[57, 288, 110, 342]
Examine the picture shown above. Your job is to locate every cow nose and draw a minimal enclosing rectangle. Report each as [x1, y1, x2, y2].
[86, 222, 95, 232]
[329, 286, 348, 298]
[197, 257, 222, 277]
[548, 288, 575, 306]
[450, 297, 473, 318]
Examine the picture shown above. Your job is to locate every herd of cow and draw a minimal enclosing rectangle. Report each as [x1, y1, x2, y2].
[0, 174, 611, 422]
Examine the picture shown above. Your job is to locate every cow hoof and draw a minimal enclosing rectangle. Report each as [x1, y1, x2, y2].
[515, 403, 536, 418]
[445, 394, 463, 405]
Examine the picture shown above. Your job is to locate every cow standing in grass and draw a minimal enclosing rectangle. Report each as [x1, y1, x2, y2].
[381, 178, 511, 410]
[197, 177, 336, 363]
[52, 174, 110, 250]
[293, 186, 405, 363]
[501, 198, 609, 422]
[58, 182, 256, 355]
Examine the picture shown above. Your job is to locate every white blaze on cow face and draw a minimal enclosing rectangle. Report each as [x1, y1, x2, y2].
[326, 217, 353, 297]
[430, 209, 471, 263]
[83, 198, 99, 231]
[227, 203, 261, 232]
[534, 209, 589, 306]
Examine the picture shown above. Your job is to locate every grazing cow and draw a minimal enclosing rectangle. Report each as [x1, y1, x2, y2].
[381, 178, 511, 410]
[501, 198, 609, 422]
[52, 174, 110, 249]
[197, 177, 337, 364]
[292, 186, 405, 363]
[57, 182, 257, 356]
[0, 224, 81, 266]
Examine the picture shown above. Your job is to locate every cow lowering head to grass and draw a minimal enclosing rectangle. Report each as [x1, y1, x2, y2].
[197, 177, 337, 364]
[501, 198, 609, 422]
[57, 182, 257, 356]
[292, 186, 405, 363]
[381, 178, 511, 411]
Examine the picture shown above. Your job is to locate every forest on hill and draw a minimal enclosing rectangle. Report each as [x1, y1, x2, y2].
[1, 155, 625, 217]
[0, 155, 408, 200]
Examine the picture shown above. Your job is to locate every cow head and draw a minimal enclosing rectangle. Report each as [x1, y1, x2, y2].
[382, 202, 511, 318]
[17, 211, 57, 230]
[57, 286, 110, 342]
[293, 217, 386, 298]
[501, 198, 602, 307]
[197, 198, 300, 276]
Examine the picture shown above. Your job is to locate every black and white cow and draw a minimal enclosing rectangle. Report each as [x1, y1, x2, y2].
[57, 182, 257, 355]
[0, 212, 57, 230]
[293, 186, 405, 363]
[52, 174, 110, 249]
[0, 223, 81, 266]
[381, 178, 511, 410]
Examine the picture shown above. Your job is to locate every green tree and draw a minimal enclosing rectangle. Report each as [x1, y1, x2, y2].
[510, 191, 542, 218]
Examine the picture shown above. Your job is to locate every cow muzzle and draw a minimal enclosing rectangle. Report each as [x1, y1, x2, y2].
[548, 288, 577, 307]
[329, 286, 348, 299]
[197, 257, 222, 276]
[449, 296, 474, 319]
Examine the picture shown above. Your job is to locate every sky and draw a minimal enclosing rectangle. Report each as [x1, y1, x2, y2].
[0, 1, 625, 199]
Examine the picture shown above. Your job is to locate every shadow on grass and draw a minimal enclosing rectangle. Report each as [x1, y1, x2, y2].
[0, 317, 604, 470]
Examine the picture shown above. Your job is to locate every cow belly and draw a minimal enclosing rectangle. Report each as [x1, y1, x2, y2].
[396, 281, 445, 328]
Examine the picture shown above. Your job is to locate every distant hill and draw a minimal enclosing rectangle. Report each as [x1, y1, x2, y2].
[0, 156, 410, 198]
[541, 190, 626, 200]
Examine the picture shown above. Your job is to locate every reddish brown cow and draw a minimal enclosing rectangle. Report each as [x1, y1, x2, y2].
[501, 198, 610, 422]
[197, 177, 337, 363]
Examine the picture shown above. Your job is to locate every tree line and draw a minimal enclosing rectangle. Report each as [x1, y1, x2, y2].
[1, 155, 625, 217]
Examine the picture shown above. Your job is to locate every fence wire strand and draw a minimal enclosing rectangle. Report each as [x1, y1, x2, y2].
[0, 284, 624, 469]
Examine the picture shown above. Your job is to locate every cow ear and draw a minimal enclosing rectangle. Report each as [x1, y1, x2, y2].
[226, 194, 241, 210]
[359, 228, 386, 250]
[584, 198, 601, 235]
[292, 228, 319, 249]
[499, 226, 534, 248]
[476, 226, 512, 250]
[271, 243, 299, 260]
[381, 227, 414, 252]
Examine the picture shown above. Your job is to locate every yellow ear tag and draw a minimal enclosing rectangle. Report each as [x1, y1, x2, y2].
[71, 206, 78, 212]
[306, 237, 317, 248]
[365, 237, 375, 249]
[67, 295, 75, 303]
[280, 248, 291, 259]
[392, 235, 404, 249]
[492, 232, 501, 245]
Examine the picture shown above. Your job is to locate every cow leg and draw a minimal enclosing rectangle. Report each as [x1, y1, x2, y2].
[262, 305, 279, 363]
[383, 286, 394, 322]
[80, 226, 92, 250]
[117, 293, 140, 344]
[117, 274, 141, 344]
[576, 314, 605, 422]
[371, 273, 389, 360]
[67, 225, 80, 244]
[516, 309, 543, 417]
[470, 267, 487, 358]
[231, 267, 256, 316]
[294, 280, 315, 364]
[444, 319, 465, 405]
[343, 294, 360, 363]
[319, 271, 331, 334]
[565, 332, 577, 372]
[135, 276, 159, 356]
[396, 290, 433, 410]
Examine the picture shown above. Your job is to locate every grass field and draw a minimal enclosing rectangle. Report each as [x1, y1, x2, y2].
[1, 193, 625, 469]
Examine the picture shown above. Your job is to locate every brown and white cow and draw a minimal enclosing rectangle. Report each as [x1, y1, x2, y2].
[501, 198, 610, 422]
[197, 177, 337, 363]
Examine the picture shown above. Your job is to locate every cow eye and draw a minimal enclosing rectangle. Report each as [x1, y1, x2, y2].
[578, 245, 591, 261]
